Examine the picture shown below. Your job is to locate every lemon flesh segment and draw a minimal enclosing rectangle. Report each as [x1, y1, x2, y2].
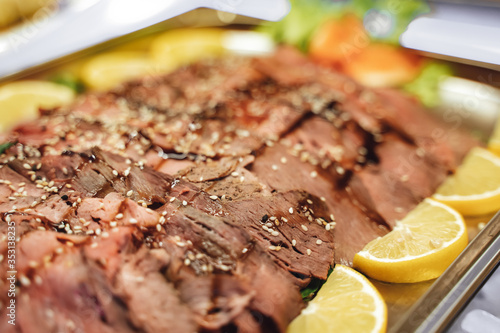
[150, 28, 225, 71]
[433, 147, 500, 216]
[0, 80, 75, 132]
[488, 115, 500, 156]
[353, 199, 467, 283]
[288, 265, 387, 333]
[80, 52, 156, 91]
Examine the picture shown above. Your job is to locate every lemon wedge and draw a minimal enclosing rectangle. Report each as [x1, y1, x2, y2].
[80, 51, 156, 91]
[0, 80, 75, 132]
[150, 28, 225, 71]
[488, 115, 500, 156]
[433, 147, 500, 216]
[353, 199, 467, 283]
[288, 265, 387, 333]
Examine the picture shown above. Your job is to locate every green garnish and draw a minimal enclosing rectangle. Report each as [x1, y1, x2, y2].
[49, 73, 85, 94]
[256, 0, 342, 52]
[403, 62, 453, 108]
[301, 266, 334, 301]
[0, 142, 14, 155]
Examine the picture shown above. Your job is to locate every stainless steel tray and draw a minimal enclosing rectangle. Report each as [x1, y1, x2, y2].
[1, 9, 500, 332]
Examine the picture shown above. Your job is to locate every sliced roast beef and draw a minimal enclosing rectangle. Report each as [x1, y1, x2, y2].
[0, 46, 479, 332]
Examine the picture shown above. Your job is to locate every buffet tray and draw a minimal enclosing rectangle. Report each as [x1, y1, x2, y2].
[1, 8, 499, 333]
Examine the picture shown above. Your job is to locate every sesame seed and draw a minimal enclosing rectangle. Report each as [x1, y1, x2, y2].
[184, 258, 191, 266]
[242, 248, 248, 253]
[33, 275, 43, 285]
[110, 221, 117, 227]
[307, 199, 313, 204]
[330, 214, 335, 221]
[306, 249, 312, 256]
[182, 200, 187, 206]
[231, 171, 239, 177]
[292, 239, 297, 247]
[156, 224, 162, 232]
[336, 166, 345, 175]
[400, 174, 409, 182]
[209, 195, 218, 200]
[19, 274, 31, 286]
[271, 231, 279, 236]
[281, 217, 288, 223]
[301, 225, 308, 231]
[289, 207, 294, 214]
[310, 171, 318, 178]
[280, 157, 287, 164]
[269, 245, 276, 251]
[316, 239, 323, 245]
[115, 213, 123, 220]
[126, 190, 133, 197]
[112, 170, 119, 176]
[169, 197, 176, 202]
[129, 218, 138, 224]
[23, 163, 31, 170]
[271, 164, 278, 171]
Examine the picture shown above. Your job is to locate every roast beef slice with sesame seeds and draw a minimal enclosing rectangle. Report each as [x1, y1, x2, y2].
[152, 202, 303, 332]
[348, 134, 449, 226]
[182, 155, 271, 201]
[0, 164, 45, 203]
[157, 230, 303, 333]
[156, 158, 195, 176]
[13, 246, 135, 333]
[249, 143, 387, 265]
[115, 56, 263, 114]
[77, 192, 160, 229]
[372, 88, 481, 170]
[174, 274, 254, 331]
[112, 247, 198, 333]
[234, 248, 303, 333]
[282, 116, 368, 170]
[253, 47, 384, 134]
[182, 156, 242, 183]
[10, 227, 196, 333]
[225, 191, 334, 288]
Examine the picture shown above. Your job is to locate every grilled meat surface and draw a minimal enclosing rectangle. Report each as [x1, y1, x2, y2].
[0, 47, 478, 333]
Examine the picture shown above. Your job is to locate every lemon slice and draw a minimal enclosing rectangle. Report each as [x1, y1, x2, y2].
[288, 265, 387, 333]
[353, 199, 467, 283]
[0, 80, 75, 132]
[80, 51, 156, 91]
[433, 147, 500, 216]
[150, 28, 225, 71]
[488, 115, 500, 156]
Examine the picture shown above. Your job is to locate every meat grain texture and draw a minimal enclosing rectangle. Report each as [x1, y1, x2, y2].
[0, 47, 478, 333]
